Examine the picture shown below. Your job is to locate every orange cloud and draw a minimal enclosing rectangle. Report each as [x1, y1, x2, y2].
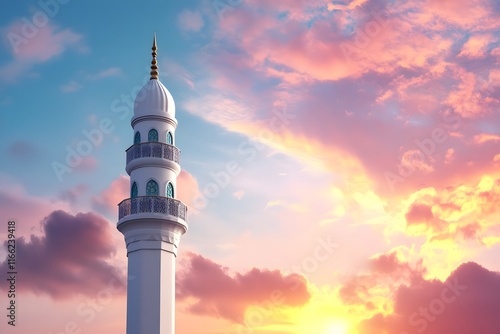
[402, 175, 500, 243]
[339, 250, 425, 311]
[474, 133, 500, 144]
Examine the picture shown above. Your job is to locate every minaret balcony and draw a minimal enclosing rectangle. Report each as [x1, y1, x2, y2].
[127, 142, 180, 164]
[118, 196, 187, 224]
[126, 142, 180, 173]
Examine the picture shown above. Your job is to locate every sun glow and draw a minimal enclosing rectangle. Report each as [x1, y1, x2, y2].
[325, 321, 350, 334]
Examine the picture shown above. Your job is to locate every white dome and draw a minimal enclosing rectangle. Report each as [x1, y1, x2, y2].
[133, 79, 176, 121]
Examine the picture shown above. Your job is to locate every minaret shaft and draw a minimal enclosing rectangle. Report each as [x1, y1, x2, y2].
[126, 247, 176, 333]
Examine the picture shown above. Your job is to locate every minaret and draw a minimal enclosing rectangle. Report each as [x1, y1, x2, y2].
[117, 35, 188, 334]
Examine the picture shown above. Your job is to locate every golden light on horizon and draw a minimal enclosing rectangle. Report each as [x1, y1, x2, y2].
[325, 320, 350, 334]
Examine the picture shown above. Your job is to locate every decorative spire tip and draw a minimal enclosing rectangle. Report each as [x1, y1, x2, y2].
[150, 33, 158, 80]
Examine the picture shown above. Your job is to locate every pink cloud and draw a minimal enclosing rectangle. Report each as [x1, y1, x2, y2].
[0, 180, 72, 239]
[176, 252, 311, 324]
[92, 175, 129, 214]
[444, 148, 455, 163]
[73, 156, 98, 172]
[405, 203, 434, 225]
[358, 262, 500, 334]
[458, 34, 495, 58]
[0, 210, 124, 299]
[424, 0, 495, 28]
[180, 0, 500, 209]
[177, 170, 202, 211]
[339, 251, 425, 307]
[4, 21, 84, 61]
[0, 22, 85, 82]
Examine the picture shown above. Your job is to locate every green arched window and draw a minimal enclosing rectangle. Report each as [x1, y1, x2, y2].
[134, 132, 141, 145]
[148, 129, 159, 142]
[146, 180, 159, 196]
[131, 182, 138, 198]
[167, 132, 173, 145]
[166, 182, 174, 198]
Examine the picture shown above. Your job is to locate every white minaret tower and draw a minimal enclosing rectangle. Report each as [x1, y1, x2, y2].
[117, 35, 188, 334]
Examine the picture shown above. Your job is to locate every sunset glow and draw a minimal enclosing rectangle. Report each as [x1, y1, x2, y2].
[1, 0, 499, 333]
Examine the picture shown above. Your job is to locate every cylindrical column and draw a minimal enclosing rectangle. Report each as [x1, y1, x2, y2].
[126, 246, 176, 334]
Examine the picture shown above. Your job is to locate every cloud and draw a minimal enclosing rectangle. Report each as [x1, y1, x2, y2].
[178, 10, 204, 32]
[58, 184, 87, 204]
[458, 34, 495, 59]
[73, 156, 98, 172]
[0, 210, 123, 299]
[176, 252, 311, 324]
[402, 175, 500, 243]
[474, 133, 500, 144]
[0, 179, 72, 239]
[423, 0, 494, 28]
[233, 190, 245, 199]
[7, 141, 39, 161]
[339, 250, 425, 308]
[358, 262, 500, 334]
[182, 0, 500, 204]
[177, 170, 202, 212]
[60, 80, 81, 93]
[85, 67, 123, 80]
[0, 22, 86, 83]
[405, 203, 435, 225]
[160, 59, 195, 89]
[92, 175, 129, 214]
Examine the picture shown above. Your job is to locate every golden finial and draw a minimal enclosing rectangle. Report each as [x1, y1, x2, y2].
[150, 33, 158, 80]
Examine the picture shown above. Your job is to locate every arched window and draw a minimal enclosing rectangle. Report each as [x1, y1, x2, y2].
[167, 132, 173, 145]
[131, 182, 138, 198]
[146, 180, 159, 196]
[134, 132, 141, 145]
[148, 129, 159, 142]
[166, 182, 174, 198]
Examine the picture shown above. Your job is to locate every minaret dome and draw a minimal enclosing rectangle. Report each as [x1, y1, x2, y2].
[133, 35, 176, 122]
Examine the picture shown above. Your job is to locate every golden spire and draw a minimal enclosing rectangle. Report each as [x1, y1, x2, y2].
[150, 33, 158, 80]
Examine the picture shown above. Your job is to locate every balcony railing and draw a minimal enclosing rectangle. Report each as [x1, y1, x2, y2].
[126, 142, 180, 164]
[118, 196, 187, 221]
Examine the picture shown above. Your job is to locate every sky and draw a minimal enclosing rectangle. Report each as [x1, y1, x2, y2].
[0, 0, 499, 333]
